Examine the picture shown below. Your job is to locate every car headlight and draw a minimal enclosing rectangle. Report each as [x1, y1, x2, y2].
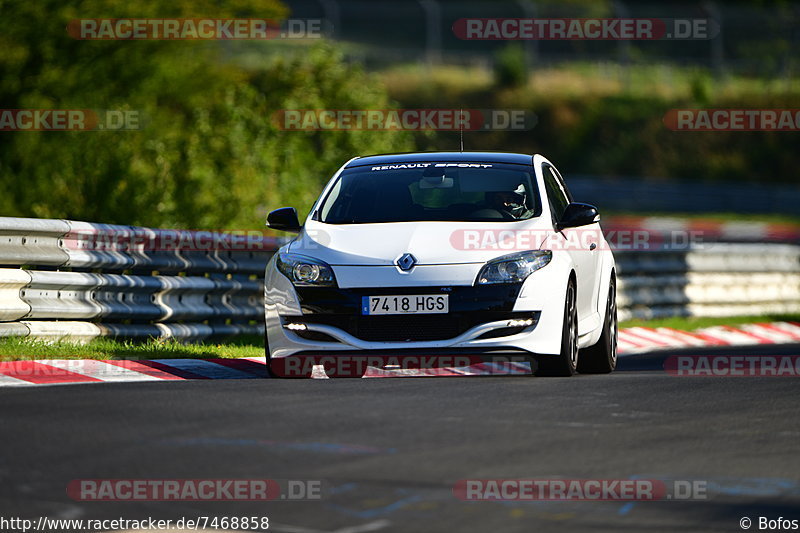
[476, 250, 552, 284]
[276, 253, 336, 287]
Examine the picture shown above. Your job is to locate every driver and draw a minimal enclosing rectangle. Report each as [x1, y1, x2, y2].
[486, 184, 531, 219]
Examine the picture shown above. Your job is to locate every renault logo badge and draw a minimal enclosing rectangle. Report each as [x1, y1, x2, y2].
[396, 253, 417, 271]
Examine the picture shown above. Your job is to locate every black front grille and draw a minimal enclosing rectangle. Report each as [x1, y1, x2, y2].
[288, 312, 533, 342]
[354, 314, 462, 341]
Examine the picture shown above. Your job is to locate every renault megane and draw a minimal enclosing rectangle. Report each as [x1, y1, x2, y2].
[264, 152, 617, 377]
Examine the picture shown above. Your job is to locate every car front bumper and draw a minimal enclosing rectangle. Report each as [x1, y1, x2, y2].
[264, 256, 574, 359]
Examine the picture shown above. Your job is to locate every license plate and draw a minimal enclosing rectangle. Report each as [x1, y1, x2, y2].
[362, 295, 448, 315]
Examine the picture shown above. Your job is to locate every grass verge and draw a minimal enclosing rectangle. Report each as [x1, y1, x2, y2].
[618, 314, 800, 331]
[0, 335, 264, 362]
[379, 61, 800, 103]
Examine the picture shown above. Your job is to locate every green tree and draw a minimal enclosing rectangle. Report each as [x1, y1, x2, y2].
[0, 0, 413, 228]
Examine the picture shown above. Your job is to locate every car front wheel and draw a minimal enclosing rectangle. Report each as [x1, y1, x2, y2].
[534, 280, 578, 377]
[577, 276, 618, 374]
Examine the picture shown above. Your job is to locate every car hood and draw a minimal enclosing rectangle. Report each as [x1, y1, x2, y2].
[287, 219, 552, 266]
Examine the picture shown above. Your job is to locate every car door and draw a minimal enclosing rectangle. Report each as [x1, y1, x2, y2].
[541, 164, 601, 329]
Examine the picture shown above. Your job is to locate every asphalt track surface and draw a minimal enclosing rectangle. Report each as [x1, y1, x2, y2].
[1, 344, 799, 533]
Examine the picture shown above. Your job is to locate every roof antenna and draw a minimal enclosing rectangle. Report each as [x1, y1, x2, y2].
[459, 108, 464, 152]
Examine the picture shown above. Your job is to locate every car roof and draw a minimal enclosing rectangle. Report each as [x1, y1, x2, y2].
[345, 151, 535, 168]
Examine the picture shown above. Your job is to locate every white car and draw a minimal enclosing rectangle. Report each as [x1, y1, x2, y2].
[264, 152, 617, 377]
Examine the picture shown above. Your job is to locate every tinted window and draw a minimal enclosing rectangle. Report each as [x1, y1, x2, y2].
[318, 163, 542, 224]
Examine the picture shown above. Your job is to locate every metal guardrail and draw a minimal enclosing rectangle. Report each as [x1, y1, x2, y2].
[615, 244, 800, 320]
[0, 216, 798, 341]
[0, 216, 274, 342]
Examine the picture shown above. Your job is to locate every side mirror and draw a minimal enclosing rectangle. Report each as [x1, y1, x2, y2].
[556, 202, 600, 231]
[267, 207, 302, 233]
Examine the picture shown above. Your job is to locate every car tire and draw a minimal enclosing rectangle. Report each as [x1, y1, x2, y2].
[265, 331, 313, 379]
[577, 276, 618, 374]
[534, 280, 578, 377]
[264, 330, 274, 377]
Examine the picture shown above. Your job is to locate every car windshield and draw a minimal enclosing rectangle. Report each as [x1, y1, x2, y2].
[317, 162, 541, 224]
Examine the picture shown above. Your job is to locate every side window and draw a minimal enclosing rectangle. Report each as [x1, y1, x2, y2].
[548, 165, 573, 203]
[542, 165, 569, 222]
